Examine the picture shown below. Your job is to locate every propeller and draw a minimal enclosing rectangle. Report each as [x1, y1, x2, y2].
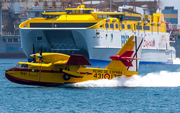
[30, 43, 36, 62]
[33, 43, 35, 62]
[40, 46, 42, 62]
[37, 46, 43, 63]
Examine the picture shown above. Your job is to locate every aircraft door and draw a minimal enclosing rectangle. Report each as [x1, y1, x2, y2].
[29, 69, 38, 77]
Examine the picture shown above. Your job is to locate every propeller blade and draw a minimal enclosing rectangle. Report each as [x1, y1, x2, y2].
[40, 46, 42, 56]
[39, 46, 42, 62]
[33, 43, 35, 62]
[33, 43, 35, 54]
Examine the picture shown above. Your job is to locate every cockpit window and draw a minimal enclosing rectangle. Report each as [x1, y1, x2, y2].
[15, 63, 29, 68]
[23, 64, 29, 68]
[15, 63, 20, 67]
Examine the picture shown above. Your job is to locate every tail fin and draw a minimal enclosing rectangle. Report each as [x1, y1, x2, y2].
[106, 35, 144, 72]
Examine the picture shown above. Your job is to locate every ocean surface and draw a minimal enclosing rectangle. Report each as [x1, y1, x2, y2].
[1, 59, 180, 112]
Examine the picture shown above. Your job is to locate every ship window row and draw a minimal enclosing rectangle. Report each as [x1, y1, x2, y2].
[110, 24, 114, 28]
[125, 16, 141, 21]
[136, 25, 150, 30]
[98, 15, 141, 21]
[30, 23, 96, 28]
[136, 25, 142, 30]
[127, 25, 131, 29]
[98, 15, 109, 18]
[43, 15, 60, 19]
[98, 15, 122, 19]
[104, 23, 150, 30]
[143, 26, 150, 30]
[66, 10, 93, 14]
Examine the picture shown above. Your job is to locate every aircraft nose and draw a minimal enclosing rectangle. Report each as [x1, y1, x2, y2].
[5, 67, 16, 74]
[5, 69, 10, 73]
[5, 69, 11, 73]
[6, 68, 11, 72]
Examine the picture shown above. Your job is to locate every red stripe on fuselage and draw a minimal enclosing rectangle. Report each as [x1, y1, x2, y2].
[8, 68, 62, 73]
[80, 72, 92, 75]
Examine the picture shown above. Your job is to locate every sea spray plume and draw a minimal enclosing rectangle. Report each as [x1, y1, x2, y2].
[73, 71, 180, 87]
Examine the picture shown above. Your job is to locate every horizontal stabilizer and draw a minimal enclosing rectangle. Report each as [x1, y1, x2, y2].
[66, 54, 91, 65]
[110, 51, 139, 67]
[63, 70, 84, 78]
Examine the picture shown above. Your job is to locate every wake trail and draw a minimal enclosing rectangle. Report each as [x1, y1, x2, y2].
[72, 71, 180, 87]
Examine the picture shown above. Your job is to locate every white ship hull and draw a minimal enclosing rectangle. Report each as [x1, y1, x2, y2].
[20, 28, 176, 64]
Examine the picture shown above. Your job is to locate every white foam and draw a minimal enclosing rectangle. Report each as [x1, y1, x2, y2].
[72, 71, 180, 87]
[173, 58, 180, 64]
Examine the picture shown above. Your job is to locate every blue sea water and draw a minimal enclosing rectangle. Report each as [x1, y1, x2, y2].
[1, 59, 180, 112]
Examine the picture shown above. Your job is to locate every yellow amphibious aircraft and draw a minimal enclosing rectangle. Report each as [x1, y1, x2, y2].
[5, 35, 143, 86]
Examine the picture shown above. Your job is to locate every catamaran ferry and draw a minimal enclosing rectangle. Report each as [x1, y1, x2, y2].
[19, 1, 176, 64]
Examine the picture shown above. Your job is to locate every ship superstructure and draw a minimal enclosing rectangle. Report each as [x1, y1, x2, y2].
[19, 1, 176, 64]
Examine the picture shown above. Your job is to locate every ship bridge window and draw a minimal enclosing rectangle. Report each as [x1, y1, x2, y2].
[125, 16, 141, 21]
[116, 24, 118, 28]
[98, 15, 121, 19]
[66, 10, 93, 14]
[83, 10, 93, 14]
[110, 24, 114, 28]
[98, 15, 108, 18]
[98, 15, 125, 21]
[143, 26, 150, 30]
[43, 15, 60, 19]
[121, 24, 125, 29]
[127, 25, 131, 29]
[136, 25, 142, 30]
[105, 23, 109, 28]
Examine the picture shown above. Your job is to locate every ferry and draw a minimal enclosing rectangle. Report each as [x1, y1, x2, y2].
[19, 1, 176, 64]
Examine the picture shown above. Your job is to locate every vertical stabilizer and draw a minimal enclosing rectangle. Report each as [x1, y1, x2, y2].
[106, 35, 144, 72]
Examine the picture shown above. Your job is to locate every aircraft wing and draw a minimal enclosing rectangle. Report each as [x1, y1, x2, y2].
[66, 54, 91, 65]
[54, 60, 68, 65]
[63, 70, 84, 78]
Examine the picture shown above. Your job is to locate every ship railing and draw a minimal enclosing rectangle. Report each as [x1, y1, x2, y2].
[88, 19, 105, 29]
[36, 43, 80, 55]
[19, 19, 29, 28]
[51, 49, 79, 51]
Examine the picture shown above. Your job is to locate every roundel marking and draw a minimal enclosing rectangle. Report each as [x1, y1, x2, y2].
[104, 73, 110, 79]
